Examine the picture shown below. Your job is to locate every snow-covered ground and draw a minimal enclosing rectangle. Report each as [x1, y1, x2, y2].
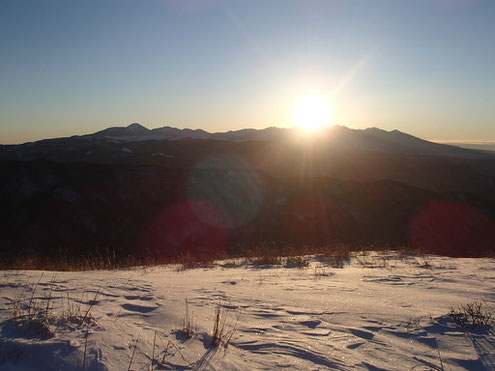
[1, 252, 494, 370]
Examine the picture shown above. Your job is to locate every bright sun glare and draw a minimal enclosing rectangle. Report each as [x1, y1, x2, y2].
[292, 94, 332, 131]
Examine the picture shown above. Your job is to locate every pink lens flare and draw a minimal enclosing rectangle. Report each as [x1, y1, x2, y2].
[410, 201, 495, 257]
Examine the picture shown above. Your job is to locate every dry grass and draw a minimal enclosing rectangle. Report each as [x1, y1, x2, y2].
[0, 241, 425, 272]
[354, 251, 390, 268]
[1, 248, 126, 271]
[284, 255, 309, 268]
[250, 255, 282, 267]
[313, 264, 331, 279]
[61, 290, 100, 327]
[10, 275, 100, 341]
[211, 304, 239, 348]
[180, 300, 198, 338]
[449, 301, 494, 330]
[11, 274, 55, 338]
[317, 243, 351, 268]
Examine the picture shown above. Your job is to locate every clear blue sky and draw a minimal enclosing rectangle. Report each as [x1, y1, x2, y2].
[1, 0, 494, 144]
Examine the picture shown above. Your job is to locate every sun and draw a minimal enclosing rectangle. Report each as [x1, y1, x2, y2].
[292, 94, 332, 131]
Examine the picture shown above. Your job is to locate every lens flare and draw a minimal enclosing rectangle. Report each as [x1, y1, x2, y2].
[141, 201, 228, 259]
[410, 201, 495, 256]
[186, 155, 264, 229]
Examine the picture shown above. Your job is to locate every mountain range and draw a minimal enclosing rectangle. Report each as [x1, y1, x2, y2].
[2, 123, 492, 161]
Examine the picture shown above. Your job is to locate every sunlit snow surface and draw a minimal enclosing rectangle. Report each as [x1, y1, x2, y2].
[1, 252, 495, 370]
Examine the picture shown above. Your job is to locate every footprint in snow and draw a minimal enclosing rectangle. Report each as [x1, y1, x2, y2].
[120, 303, 158, 313]
[299, 320, 322, 329]
[123, 295, 153, 301]
[349, 328, 374, 340]
[346, 341, 365, 349]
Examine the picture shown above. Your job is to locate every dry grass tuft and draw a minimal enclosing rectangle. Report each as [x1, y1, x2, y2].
[250, 255, 282, 267]
[10, 275, 100, 342]
[284, 255, 309, 268]
[449, 301, 494, 330]
[211, 304, 240, 348]
[317, 243, 351, 268]
[180, 300, 198, 338]
[11, 274, 55, 338]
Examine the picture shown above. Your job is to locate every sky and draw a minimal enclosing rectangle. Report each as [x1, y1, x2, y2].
[1, 0, 494, 144]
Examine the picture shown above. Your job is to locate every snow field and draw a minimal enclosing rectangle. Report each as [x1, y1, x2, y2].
[1, 252, 494, 370]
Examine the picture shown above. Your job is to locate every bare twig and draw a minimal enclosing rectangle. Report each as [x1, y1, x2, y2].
[128, 335, 140, 371]
[82, 324, 90, 371]
[150, 331, 156, 371]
